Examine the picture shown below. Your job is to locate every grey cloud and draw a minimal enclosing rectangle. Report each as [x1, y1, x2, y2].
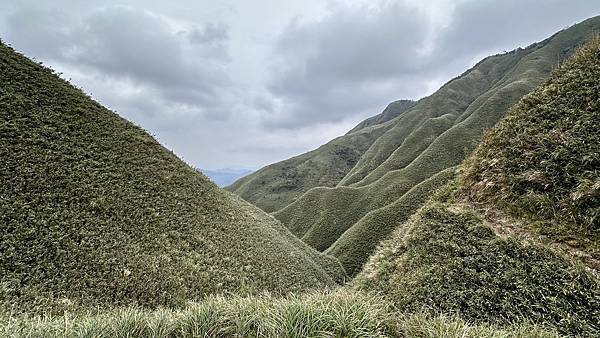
[265, 2, 431, 127]
[4, 5, 232, 118]
[265, 0, 600, 128]
[187, 22, 229, 45]
[436, 0, 600, 61]
[2, 0, 600, 170]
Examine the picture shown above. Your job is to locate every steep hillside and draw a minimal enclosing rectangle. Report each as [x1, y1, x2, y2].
[0, 41, 343, 314]
[273, 17, 600, 275]
[355, 203, 600, 337]
[355, 37, 600, 337]
[461, 37, 600, 250]
[226, 100, 415, 212]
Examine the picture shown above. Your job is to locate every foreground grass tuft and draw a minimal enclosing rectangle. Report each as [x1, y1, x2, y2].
[0, 291, 558, 338]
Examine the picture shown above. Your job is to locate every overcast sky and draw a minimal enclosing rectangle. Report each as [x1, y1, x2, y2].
[1, 0, 599, 170]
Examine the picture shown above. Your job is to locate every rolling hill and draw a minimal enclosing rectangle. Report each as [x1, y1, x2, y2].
[226, 99, 416, 212]
[355, 37, 600, 337]
[254, 16, 600, 276]
[0, 41, 344, 314]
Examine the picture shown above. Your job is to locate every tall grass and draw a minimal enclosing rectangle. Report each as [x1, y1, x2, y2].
[0, 291, 557, 338]
[1, 291, 395, 338]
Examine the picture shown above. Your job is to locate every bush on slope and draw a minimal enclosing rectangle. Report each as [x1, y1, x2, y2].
[0, 41, 343, 314]
[461, 37, 600, 242]
[273, 17, 600, 271]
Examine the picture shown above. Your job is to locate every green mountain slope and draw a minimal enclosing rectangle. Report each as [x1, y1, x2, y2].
[0, 41, 344, 314]
[461, 37, 600, 246]
[347, 99, 416, 133]
[355, 203, 600, 336]
[226, 100, 416, 213]
[272, 17, 600, 275]
[355, 38, 600, 337]
[327, 167, 456, 275]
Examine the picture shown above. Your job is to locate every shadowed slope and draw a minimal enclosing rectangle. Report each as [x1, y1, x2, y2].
[273, 17, 600, 275]
[0, 41, 343, 314]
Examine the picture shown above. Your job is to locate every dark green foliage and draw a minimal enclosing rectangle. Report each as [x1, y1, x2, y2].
[462, 37, 600, 236]
[0, 42, 343, 314]
[355, 203, 600, 337]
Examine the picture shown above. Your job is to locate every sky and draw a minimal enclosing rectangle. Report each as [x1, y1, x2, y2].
[1, 0, 599, 170]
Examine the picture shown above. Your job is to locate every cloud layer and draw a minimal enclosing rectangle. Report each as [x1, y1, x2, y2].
[1, 0, 599, 169]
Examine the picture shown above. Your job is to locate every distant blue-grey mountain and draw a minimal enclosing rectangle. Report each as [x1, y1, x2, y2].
[201, 168, 254, 187]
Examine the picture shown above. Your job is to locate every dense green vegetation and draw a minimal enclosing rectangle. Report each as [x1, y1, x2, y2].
[354, 37, 600, 337]
[271, 17, 600, 275]
[0, 291, 558, 338]
[0, 41, 343, 314]
[326, 167, 456, 276]
[226, 100, 415, 213]
[2, 13, 599, 338]
[461, 37, 600, 250]
[355, 203, 600, 337]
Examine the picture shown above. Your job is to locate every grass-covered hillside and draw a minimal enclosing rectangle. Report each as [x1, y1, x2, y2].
[355, 37, 600, 337]
[226, 100, 415, 213]
[461, 36, 600, 255]
[355, 203, 600, 337]
[0, 41, 344, 314]
[271, 16, 600, 276]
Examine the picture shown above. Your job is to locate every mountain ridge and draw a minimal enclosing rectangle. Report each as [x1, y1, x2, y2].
[235, 16, 600, 276]
[355, 37, 600, 336]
